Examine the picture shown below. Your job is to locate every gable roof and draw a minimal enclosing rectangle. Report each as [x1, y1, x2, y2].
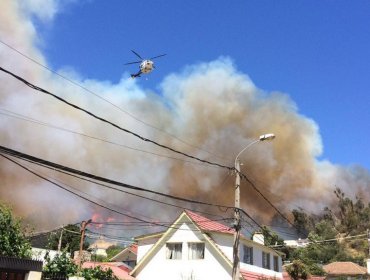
[130, 210, 233, 276]
[323, 261, 367, 275]
[110, 244, 138, 262]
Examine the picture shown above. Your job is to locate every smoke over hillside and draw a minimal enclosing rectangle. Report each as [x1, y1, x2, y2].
[0, 0, 369, 233]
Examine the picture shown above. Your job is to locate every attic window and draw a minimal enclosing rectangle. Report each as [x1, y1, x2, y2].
[188, 242, 205, 259]
[166, 243, 182, 260]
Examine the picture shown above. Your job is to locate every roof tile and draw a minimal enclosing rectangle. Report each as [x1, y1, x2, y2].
[185, 210, 234, 234]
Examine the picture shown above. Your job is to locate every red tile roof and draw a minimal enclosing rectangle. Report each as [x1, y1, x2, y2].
[323, 261, 367, 275]
[282, 271, 325, 280]
[128, 244, 138, 254]
[185, 210, 235, 234]
[241, 269, 283, 280]
[82, 262, 136, 280]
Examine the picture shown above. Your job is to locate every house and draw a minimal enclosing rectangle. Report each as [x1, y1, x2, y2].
[110, 244, 138, 268]
[32, 248, 66, 265]
[323, 261, 369, 280]
[284, 238, 309, 248]
[82, 261, 136, 280]
[130, 210, 283, 280]
[0, 255, 43, 280]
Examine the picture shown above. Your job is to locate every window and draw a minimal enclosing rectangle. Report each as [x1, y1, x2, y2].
[262, 252, 270, 269]
[242, 245, 253, 265]
[166, 243, 182, 259]
[188, 242, 205, 259]
[273, 255, 279, 272]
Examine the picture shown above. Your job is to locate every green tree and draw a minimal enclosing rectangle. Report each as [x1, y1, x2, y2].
[106, 245, 123, 260]
[285, 260, 310, 280]
[81, 266, 118, 280]
[292, 209, 314, 238]
[43, 250, 77, 277]
[48, 224, 89, 257]
[0, 203, 32, 258]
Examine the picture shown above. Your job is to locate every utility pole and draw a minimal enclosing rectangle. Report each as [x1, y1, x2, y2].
[232, 159, 241, 280]
[79, 219, 92, 269]
[231, 134, 275, 280]
[57, 227, 64, 252]
[368, 229, 370, 257]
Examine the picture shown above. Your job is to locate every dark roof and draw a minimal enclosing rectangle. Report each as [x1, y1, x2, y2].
[0, 256, 43, 272]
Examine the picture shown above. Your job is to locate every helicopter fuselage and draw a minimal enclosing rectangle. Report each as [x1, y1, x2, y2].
[140, 60, 154, 74]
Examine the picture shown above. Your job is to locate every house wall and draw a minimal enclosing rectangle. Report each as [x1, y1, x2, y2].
[137, 236, 160, 263]
[135, 223, 230, 280]
[25, 271, 42, 280]
[210, 233, 283, 278]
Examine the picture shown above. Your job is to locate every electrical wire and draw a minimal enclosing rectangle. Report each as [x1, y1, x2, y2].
[0, 153, 234, 234]
[0, 144, 233, 210]
[0, 153, 174, 228]
[270, 233, 368, 248]
[0, 39, 229, 162]
[0, 66, 232, 170]
[0, 65, 296, 234]
[239, 172, 294, 227]
[0, 108, 217, 168]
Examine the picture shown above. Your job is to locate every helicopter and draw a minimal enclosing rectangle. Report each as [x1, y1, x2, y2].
[124, 50, 167, 78]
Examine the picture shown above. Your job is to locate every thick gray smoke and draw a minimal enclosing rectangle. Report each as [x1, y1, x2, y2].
[1, 0, 369, 233]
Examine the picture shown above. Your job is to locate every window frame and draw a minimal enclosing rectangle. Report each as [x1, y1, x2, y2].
[242, 245, 253, 265]
[166, 242, 183, 260]
[262, 251, 271, 269]
[187, 242, 205, 260]
[273, 255, 279, 272]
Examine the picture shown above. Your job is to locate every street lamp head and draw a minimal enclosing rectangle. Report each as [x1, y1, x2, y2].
[259, 133, 275, 141]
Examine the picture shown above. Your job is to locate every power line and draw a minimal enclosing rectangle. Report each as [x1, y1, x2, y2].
[0, 144, 233, 210]
[0, 65, 295, 234]
[0, 108, 218, 168]
[0, 153, 193, 230]
[0, 66, 232, 170]
[14, 148, 231, 220]
[2, 152, 234, 235]
[239, 172, 294, 227]
[0, 40, 229, 162]
[270, 233, 368, 248]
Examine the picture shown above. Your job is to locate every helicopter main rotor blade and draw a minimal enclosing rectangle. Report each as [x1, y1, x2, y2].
[150, 54, 167, 60]
[124, 60, 142, 65]
[131, 50, 144, 60]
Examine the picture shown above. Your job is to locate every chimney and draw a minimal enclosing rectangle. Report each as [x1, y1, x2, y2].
[252, 232, 264, 245]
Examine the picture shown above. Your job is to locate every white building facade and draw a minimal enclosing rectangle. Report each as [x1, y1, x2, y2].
[131, 210, 283, 280]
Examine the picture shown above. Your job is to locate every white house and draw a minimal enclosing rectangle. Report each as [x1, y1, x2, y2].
[130, 210, 283, 280]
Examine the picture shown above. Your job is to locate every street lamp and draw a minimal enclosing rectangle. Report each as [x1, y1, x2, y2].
[232, 133, 275, 280]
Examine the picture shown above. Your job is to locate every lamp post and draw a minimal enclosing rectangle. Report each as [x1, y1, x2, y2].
[232, 134, 275, 280]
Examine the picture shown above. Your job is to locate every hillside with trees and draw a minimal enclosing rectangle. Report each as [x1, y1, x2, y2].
[271, 188, 370, 276]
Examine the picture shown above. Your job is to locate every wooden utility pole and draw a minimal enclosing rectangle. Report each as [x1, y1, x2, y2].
[57, 228, 64, 252]
[79, 219, 92, 268]
[368, 229, 370, 256]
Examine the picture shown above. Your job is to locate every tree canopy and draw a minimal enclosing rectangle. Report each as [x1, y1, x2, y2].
[0, 203, 32, 258]
[287, 188, 370, 273]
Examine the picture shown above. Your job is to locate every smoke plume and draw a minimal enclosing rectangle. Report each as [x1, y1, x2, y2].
[0, 0, 369, 235]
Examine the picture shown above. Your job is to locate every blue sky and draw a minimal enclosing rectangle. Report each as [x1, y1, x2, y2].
[38, 0, 370, 170]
